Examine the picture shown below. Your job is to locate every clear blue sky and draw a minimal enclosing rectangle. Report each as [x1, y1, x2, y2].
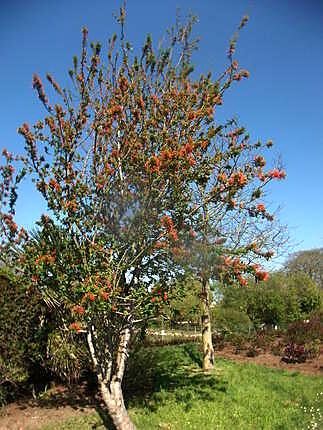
[1, 0, 323, 265]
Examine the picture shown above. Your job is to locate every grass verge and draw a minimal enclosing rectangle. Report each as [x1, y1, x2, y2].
[41, 344, 322, 430]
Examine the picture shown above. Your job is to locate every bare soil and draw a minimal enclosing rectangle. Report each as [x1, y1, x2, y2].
[0, 383, 96, 430]
[215, 345, 323, 376]
[0, 349, 322, 430]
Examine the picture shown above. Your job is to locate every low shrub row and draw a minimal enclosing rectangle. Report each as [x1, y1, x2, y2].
[210, 310, 322, 363]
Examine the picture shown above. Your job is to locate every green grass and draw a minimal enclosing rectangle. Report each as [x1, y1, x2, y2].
[41, 344, 323, 430]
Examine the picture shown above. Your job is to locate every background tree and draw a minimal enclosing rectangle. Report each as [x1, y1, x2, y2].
[176, 112, 287, 370]
[162, 276, 201, 326]
[219, 271, 321, 328]
[285, 248, 323, 290]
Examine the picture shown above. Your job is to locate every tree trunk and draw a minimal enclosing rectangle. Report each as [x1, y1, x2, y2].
[201, 278, 214, 371]
[100, 378, 135, 430]
[87, 326, 136, 430]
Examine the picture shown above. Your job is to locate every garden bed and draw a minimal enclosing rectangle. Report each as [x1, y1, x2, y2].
[215, 344, 323, 376]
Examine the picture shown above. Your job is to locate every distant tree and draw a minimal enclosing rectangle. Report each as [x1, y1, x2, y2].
[287, 271, 322, 316]
[164, 276, 201, 326]
[220, 271, 321, 327]
[182, 195, 287, 370]
[285, 248, 323, 290]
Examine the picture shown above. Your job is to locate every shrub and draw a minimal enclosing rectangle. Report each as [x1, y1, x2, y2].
[284, 313, 323, 345]
[0, 269, 88, 403]
[245, 346, 260, 357]
[282, 343, 307, 363]
[0, 270, 48, 403]
[271, 339, 285, 356]
[220, 271, 321, 327]
[228, 333, 249, 354]
[46, 330, 89, 383]
[212, 332, 226, 350]
[304, 339, 321, 359]
[212, 307, 253, 335]
[281, 311, 322, 363]
[249, 331, 275, 351]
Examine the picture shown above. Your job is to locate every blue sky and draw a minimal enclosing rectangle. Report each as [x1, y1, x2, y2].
[1, 0, 323, 265]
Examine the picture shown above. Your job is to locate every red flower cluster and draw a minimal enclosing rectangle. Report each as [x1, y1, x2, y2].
[160, 215, 178, 242]
[32, 74, 48, 104]
[100, 291, 109, 301]
[228, 171, 247, 187]
[254, 155, 266, 168]
[35, 250, 56, 265]
[69, 322, 81, 332]
[2, 148, 13, 161]
[217, 172, 227, 182]
[66, 200, 77, 212]
[178, 142, 194, 157]
[3, 214, 18, 234]
[255, 271, 269, 281]
[233, 70, 250, 81]
[109, 104, 123, 117]
[237, 274, 248, 286]
[145, 155, 161, 174]
[82, 292, 96, 302]
[268, 169, 286, 179]
[189, 228, 197, 238]
[49, 178, 61, 192]
[155, 241, 167, 249]
[73, 305, 85, 315]
[151, 288, 168, 303]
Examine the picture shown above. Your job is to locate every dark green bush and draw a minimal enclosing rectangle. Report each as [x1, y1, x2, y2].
[212, 307, 253, 335]
[0, 268, 91, 403]
[220, 271, 321, 328]
[0, 269, 49, 403]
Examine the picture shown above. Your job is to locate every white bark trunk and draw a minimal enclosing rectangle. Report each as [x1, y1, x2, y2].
[100, 380, 135, 430]
[201, 279, 214, 371]
[87, 326, 136, 430]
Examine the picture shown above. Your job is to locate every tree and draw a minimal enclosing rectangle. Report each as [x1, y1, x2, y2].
[162, 276, 201, 326]
[285, 248, 323, 290]
[1, 9, 286, 429]
[220, 271, 321, 327]
[175, 117, 287, 369]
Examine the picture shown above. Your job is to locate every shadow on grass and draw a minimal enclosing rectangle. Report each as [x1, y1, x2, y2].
[15, 381, 95, 411]
[92, 402, 114, 430]
[11, 344, 227, 429]
[124, 343, 228, 412]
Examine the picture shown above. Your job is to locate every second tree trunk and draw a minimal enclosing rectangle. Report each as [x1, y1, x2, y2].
[201, 278, 214, 371]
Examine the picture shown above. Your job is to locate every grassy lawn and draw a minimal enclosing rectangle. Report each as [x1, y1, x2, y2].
[41, 344, 322, 430]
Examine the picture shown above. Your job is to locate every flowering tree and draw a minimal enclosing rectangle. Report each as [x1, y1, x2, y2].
[0, 9, 286, 429]
[178, 131, 287, 370]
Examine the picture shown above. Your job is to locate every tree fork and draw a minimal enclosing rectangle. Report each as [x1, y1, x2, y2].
[87, 327, 136, 430]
